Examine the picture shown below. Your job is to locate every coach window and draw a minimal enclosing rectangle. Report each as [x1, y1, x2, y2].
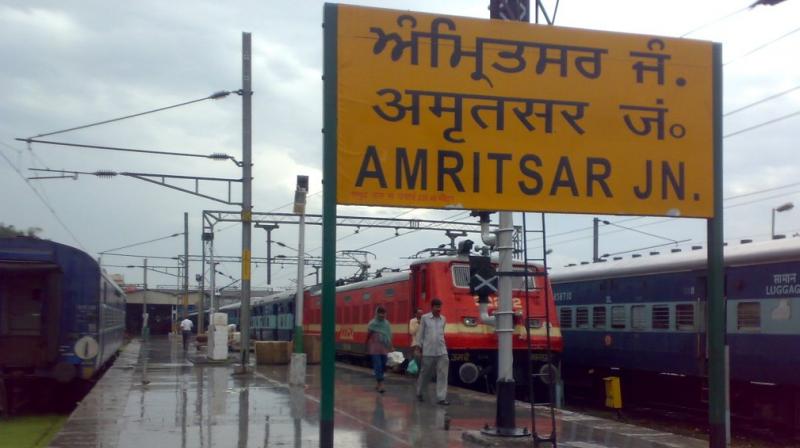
[737, 302, 761, 331]
[631, 305, 647, 330]
[385, 288, 395, 298]
[592, 306, 607, 329]
[610, 306, 626, 329]
[559, 307, 572, 329]
[676, 304, 695, 331]
[652, 305, 670, 330]
[362, 293, 370, 301]
[575, 307, 589, 328]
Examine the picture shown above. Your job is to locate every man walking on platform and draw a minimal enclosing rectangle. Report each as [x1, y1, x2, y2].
[415, 298, 450, 405]
[180, 317, 193, 351]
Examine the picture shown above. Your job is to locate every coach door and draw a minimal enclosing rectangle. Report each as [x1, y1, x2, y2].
[411, 264, 428, 312]
[0, 263, 61, 367]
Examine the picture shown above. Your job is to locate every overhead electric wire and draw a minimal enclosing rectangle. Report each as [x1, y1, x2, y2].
[351, 183, 794, 255]
[601, 239, 692, 258]
[729, 225, 800, 242]
[216, 191, 322, 233]
[98, 232, 183, 254]
[724, 109, 800, 138]
[308, 209, 470, 254]
[720, 85, 800, 137]
[354, 230, 416, 251]
[99, 252, 179, 260]
[725, 180, 800, 200]
[724, 188, 800, 209]
[5, 139, 56, 207]
[22, 140, 51, 169]
[724, 25, 800, 66]
[332, 207, 418, 246]
[680, 4, 750, 37]
[101, 263, 179, 270]
[272, 240, 314, 258]
[601, 221, 680, 243]
[724, 84, 800, 117]
[26, 91, 233, 140]
[17, 138, 241, 165]
[0, 145, 86, 250]
[540, 215, 646, 241]
[350, 209, 470, 252]
[539, 183, 800, 251]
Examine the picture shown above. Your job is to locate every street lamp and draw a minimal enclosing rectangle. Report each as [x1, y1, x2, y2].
[255, 223, 279, 286]
[772, 202, 794, 239]
[290, 175, 309, 386]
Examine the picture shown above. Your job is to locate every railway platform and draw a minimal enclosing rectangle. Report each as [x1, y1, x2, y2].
[49, 336, 705, 447]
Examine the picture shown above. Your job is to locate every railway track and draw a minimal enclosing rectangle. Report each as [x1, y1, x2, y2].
[563, 392, 800, 448]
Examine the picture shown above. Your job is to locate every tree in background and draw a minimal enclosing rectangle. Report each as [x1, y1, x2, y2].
[0, 223, 42, 238]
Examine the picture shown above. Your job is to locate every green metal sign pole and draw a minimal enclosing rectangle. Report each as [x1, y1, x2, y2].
[321, 4, 338, 447]
[708, 42, 729, 448]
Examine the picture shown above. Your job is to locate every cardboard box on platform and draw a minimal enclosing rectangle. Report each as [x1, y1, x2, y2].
[255, 341, 290, 365]
[287, 335, 321, 364]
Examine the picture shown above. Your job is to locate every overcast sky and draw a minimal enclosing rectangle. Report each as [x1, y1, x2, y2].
[1, 0, 799, 291]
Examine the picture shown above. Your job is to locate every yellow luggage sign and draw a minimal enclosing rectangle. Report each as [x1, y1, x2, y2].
[333, 4, 715, 218]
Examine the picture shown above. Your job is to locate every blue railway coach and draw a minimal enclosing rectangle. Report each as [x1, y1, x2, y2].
[197, 290, 298, 342]
[0, 237, 125, 410]
[551, 238, 800, 430]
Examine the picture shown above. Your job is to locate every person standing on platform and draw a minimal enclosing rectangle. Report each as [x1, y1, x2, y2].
[415, 298, 450, 405]
[180, 317, 193, 351]
[408, 308, 423, 360]
[366, 306, 393, 393]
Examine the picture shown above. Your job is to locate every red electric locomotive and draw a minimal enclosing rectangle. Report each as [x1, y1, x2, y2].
[304, 252, 562, 390]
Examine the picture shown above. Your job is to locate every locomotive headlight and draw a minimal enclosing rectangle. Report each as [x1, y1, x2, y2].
[528, 318, 542, 329]
[462, 317, 478, 327]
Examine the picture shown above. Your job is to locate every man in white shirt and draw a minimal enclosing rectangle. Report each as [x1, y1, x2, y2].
[406, 308, 423, 376]
[415, 298, 449, 405]
[408, 308, 423, 349]
[180, 317, 193, 351]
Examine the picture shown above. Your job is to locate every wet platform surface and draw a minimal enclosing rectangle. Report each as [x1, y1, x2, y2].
[50, 336, 706, 447]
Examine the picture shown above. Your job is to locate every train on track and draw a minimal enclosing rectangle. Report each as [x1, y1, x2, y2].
[0, 237, 126, 413]
[551, 237, 800, 431]
[207, 248, 563, 393]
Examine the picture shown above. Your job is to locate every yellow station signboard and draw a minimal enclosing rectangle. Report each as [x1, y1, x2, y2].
[334, 4, 715, 217]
